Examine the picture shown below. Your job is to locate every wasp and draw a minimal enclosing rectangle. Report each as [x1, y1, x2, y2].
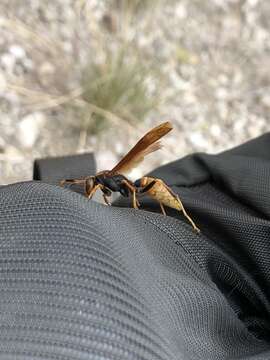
[60, 122, 200, 232]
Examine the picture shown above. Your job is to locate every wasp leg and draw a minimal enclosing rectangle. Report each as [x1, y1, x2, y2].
[174, 194, 200, 233]
[133, 192, 138, 209]
[100, 187, 112, 206]
[136, 180, 156, 208]
[87, 184, 103, 199]
[158, 180, 200, 233]
[121, 180, 139, 209]
[139, 180, 167, 216]
[102, 194, 111, 206]
[60, 179, 86, 187]
[137, 180, 162, 211]
[143, 179, 200, 233]
[159, 202, 167, 215]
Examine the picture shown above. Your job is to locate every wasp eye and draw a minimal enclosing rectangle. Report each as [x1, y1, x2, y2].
[85, 177, 94, 193]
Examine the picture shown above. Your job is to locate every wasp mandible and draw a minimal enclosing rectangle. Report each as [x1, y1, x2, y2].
[60, 122, 200, 232]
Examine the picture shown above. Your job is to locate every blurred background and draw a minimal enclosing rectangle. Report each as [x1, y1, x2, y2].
[0, 0, 270, 184]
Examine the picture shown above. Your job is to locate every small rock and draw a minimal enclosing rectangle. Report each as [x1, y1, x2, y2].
[63, 41, 73, 53]
[39, 62, 55, 76]
[218, 74, 228, 85]
[233, 118, 246, 132]
[247, 0, 259, 7]
[1, 53, 15, 73]
[23, 58, 34, 71]
[215, 87, 228, 100]
[0, 72, 7, 94]
[210, 124, 222, 137]
[217, 101, 229, 120]
[261, 95, 270, 108]
[189, 132, 208, 149]
[9, 45, 26, 59]
[175, 3, 187, 19]
[17, 112, 46, 148]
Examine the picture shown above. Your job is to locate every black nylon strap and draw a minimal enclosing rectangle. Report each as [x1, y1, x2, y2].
[33, 153, 96, 184]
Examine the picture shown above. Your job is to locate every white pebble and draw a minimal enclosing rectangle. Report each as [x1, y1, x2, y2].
[248, 0, 259, 7]
[1, 53, 15, 72]
[190, 132, 208, 149]
[262, 95, 270, 107]
[215, 87, 228, 100]
[175, 4, 187, 19]
[210, 124, 222, 137]
[39, 62, 55, 75]
[0, 72, 7, 94]
[0, 136, 5, 150]
[9, 45, 26, 59]
[17, 112, 46, 148]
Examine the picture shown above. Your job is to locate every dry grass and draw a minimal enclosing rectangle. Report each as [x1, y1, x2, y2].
[3, 2, 161, 136]
[2, 0, 164, 161]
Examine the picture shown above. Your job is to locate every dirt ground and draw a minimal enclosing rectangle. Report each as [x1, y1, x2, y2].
[0, 0, 270, 184]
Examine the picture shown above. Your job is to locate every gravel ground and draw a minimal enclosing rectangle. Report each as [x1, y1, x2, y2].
[0, 0, 270, 184]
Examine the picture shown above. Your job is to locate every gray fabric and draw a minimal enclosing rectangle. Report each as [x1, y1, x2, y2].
[2, 133, 270, 359]
[0, 181, 269, 359]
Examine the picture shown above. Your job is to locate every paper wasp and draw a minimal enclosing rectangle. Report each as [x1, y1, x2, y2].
[60, 122, 200, 232]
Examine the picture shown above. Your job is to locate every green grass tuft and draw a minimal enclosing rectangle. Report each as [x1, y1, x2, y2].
[79, 49, 155, 134]
[112, 0, 160, 14]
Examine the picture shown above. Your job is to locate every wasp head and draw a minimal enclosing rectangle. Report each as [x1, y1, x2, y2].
[85, 176, 96, 193]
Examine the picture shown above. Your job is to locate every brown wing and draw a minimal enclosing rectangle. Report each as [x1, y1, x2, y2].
[109, 121, 173, 175]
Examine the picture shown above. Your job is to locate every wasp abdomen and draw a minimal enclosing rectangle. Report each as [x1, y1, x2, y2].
[139, 177, 181, 211]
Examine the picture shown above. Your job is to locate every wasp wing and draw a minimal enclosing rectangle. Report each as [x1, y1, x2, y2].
[109, 121, 173, 175]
